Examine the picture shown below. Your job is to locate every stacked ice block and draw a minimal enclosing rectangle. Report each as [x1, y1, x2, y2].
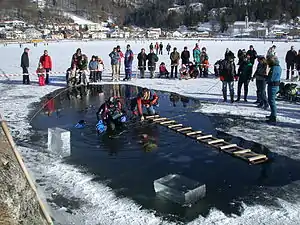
[48, 127, 71, 157]
[154, 174, 206, 205]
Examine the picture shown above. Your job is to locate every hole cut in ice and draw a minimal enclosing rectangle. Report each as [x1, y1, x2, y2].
[154, 174, 206, 206]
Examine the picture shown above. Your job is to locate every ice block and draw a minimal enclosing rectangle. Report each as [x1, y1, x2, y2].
[48, 127, 71, 157]
[154, 174, 206, 205]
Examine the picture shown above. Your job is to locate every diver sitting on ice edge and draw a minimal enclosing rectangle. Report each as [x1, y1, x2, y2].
[131, 88, 159, 121]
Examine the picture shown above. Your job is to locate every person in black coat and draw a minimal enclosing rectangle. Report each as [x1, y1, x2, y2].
[137, 48, 147, 78]
[181, 47, 190, 65]
[21, 47, 30, 84]
[224, 48, 235, 61]
[219, 58, 236, 103]
[296, 50, 300, 80]
[285, 46, 297, 80]
[246, 45, 257, 65]
[147, 49, 158, 78]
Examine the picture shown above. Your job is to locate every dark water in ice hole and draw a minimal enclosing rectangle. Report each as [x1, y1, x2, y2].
[26, 84, 300, 223]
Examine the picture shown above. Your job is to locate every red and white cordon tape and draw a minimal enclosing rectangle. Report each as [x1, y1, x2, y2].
[0, 71, 65, 77]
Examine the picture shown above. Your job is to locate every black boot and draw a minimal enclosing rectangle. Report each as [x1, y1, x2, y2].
[45, 73, 49, 84]
[223, 92, 227, 102]
[266, 116, 276, 123]
[230, 93, 234, 103]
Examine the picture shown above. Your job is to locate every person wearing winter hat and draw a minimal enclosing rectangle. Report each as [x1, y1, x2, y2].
[21, 47, 30, 84]
[246, 45, 257, 65]
[124, 44, 134, 81]
[137, 48, 147, 78]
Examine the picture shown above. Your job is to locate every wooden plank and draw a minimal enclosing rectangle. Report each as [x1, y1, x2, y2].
[186, 131, 202, 136]
[208, 139, 224, 145]
[251, 158, 268, 164]
[219, 144, 237, 150]
[153, 117, 167, 122]
[237, 152, 258, 158]
[196, 135, 213, 140]
[160, 120, 176, 125]
[233, 149, 251, 154]
[168, 124, 183, 128]
[248, 155, 268, 162]
[176, 127, 192, 132]
[221, 148, 240, 154]
[145, 115, 160, 119]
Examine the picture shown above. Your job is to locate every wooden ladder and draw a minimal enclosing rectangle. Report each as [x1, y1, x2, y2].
[146, 115, 268, 165]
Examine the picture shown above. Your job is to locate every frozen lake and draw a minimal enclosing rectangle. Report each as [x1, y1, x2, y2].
[0, 40, 300, 225]
[27, 84, 300, 224]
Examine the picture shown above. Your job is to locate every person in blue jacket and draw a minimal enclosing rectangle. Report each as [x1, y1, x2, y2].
[124, 44, 134, 81]
[266, 56, 281, 123]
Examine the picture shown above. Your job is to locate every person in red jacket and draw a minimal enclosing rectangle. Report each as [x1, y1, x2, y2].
[39, 50, 52, 84]
[131, 88, 159, 121]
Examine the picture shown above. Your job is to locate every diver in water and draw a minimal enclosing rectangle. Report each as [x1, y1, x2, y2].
[131, 88, 159, 121]
[96, 96, 127, 133]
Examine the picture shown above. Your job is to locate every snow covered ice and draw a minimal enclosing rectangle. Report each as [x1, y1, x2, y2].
[0, 39, 300, 225]
[48, 127, 71, 158]
[154, 174, 206, 205]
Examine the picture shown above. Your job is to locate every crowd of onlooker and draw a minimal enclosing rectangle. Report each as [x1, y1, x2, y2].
[20, 41, 300, 123]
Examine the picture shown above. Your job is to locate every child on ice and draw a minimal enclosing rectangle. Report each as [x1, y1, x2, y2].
[97, 57, 104, 82]
[36, 63, 46, 86]
[159, 62, 169, 78]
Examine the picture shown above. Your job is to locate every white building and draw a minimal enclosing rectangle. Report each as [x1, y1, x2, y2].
[0, 30, 26, 39]
[172, 31, 183, 38]
[90, 32, 107, 39]
[24, 28, 42, 39]
[233, 21, 247, 30]
[109, 31, 125, 38]
[146, 28, 161, 39]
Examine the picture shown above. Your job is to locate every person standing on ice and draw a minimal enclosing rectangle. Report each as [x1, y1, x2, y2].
[266, 56, 281, 123]
[266, 45, 276, 59]
[71, 48, 82, 67]
[199, 47, 209, 78]
[181, 46, 190, 65]
[170, 47, 180, 79]
[296, 50, 300, 80]
[252, 56, 268, 109]
[21, 47, 30, 85]
[219, 57, 236, 103]
[225, 48, 235, 61]
[149, 43, 154, 51]
[147, 48, 159, 78]
[159, 42, 163, 55]
[285, 46, 297, 80]
[97, 57, 104, 82]
[155, 42, 159, 55]
[39, 50, 52, 84]
[137, 48, 147, 78]
[109, 47, 120, 82]
[116, 45, 124, 80]
[237, 49, 246, 65]
[236, 54, 253, 102]
[124, 44, 134, 81]
[166, 43, 171, 55]
[77, 54, 89, 85]
[246, 45, 257, 66]
[193, 43, 201, 72]
[88, 55, 98, 83]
